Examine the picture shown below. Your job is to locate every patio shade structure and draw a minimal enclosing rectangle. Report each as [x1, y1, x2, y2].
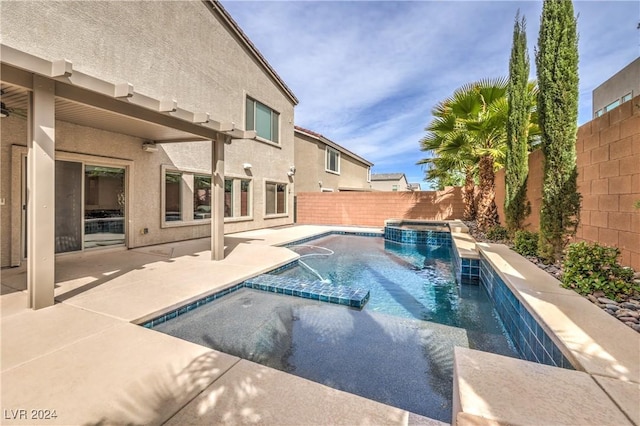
[1, 44, 256, 309]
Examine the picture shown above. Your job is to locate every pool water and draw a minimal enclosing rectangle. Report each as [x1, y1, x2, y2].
[154, 234, 518, 422]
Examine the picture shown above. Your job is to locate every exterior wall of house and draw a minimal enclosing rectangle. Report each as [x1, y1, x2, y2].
[495, 95, 640, 269]
[293, 132, 371, 192]
[592, 58, 640, 117]
[296, 188, 464, 227]
[370, 176, 410, 192]
[0, 1, 296, 267]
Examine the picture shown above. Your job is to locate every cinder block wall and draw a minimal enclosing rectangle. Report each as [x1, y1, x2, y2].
[495, 96, 640, 269]
[296, 188, 464, 227]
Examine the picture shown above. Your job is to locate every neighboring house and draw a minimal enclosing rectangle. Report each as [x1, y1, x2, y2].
[370, 173, 411, 192]
[0, 1, 298, 308]
[293, 126, 373, 192]
[407, 183, 422, 191]
[592, 57, 639, 118]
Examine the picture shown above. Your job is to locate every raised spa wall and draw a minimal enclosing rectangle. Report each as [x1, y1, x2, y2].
[385, 218, 639, 425]
[384, 219, 572, 369]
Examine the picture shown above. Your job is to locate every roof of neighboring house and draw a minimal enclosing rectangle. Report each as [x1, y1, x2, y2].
[294, 126, 374, 167]
[370, 173, 406, 181]
[408, 183, 421, 190]
[206, 1, 298, 105]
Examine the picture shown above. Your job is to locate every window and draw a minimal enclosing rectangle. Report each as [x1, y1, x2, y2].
[224, 178, 233, 218]
[165, 172, 182, 221]
[266, 182, 287, 215]
[326, 147, 340, 174]
[622, 92, 633, 103]
[246, 97, 279, 143]
[367, 167, 371, 183]
[605, 99, 620, 113]
[240, 179, 250, 217]
[193, 175, 211, 220]
[594, 109, 604, 118]
[392, 185, 398, 192]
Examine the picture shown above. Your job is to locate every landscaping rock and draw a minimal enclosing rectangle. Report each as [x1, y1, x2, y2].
[463, 219, 640, 334]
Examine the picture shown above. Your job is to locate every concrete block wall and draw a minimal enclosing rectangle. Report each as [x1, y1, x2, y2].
[296, 188, 464, 227]
[495, 95, 640, 270]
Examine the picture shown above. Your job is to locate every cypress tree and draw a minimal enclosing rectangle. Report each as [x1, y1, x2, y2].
[536, 0, 581, 263]
[505, 12, 531, 234]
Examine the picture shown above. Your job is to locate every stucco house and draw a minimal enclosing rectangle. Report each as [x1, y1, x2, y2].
[592, 57, 639, 118]
[0, 1, 298, 309]
[293, 126, 373, 193]
[370, 173, 412, 192]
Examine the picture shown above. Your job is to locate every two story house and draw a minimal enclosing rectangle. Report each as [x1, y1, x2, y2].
[370, 173, 413, 191]
[0, 1, 297, 308]
[293, 126, 373, 193]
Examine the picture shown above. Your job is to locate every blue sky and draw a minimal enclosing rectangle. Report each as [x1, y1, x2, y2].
[221, 0, 640, 189]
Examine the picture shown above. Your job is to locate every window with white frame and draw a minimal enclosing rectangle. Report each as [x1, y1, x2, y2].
[163, 167, 211, 226]
[326, 146, 340, 174]
[605, 99, 620, 113]
[265, 182, 287, 215]
[246, 97, 279, 143]
[224, 178, 233, 218]
[240, 179, 251, 217]
[194, 175, 211, 220]
[224, 177, 252, 219]
[622, 92, 633, 103]
[367, 166, 371, 183]
[165, 172, 182, 222]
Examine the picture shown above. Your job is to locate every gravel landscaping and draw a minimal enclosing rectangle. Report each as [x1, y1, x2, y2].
[464, 221, 640, 333]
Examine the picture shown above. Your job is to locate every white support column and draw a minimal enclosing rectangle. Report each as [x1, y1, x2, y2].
[211, 135, 226, 260]
[27, 75, 56, 309]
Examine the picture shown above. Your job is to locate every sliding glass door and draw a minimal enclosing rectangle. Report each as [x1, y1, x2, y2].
[84, 166, 125, 249]
[54, 160, 126, 253]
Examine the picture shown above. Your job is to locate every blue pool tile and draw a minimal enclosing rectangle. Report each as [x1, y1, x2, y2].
[480, 258, 573, 370]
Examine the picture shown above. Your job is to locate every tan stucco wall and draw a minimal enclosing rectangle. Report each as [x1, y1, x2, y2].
[0, 1, 296, 266]
[0, 118, 294, 266]
[370, 176, 410, 192]
[0, 1, 295, 124]
[293, 132, 370, 192]
[592, 58, 640, 116]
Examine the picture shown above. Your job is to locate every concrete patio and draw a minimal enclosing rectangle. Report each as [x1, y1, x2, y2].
[1, 225, 444, 425]
[2, 224, 638, 425]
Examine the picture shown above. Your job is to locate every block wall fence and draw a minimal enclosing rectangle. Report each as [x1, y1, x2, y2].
[495, 95, 640, 270]
[295, 188, 465, 227]
[295, 97, 638, 269]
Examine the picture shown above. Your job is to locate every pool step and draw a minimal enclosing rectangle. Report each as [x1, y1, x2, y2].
[245, 275, 370, 309]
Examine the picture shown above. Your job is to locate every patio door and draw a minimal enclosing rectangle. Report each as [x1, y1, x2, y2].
[54, 160, 126, 253]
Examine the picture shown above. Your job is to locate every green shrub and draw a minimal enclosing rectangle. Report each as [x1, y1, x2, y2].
[486, 225, 509, 241]
[514, 230, 538, 257]
[562, 242, 638, 301]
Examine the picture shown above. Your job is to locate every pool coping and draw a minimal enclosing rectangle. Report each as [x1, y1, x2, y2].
[449, 233, 640, 425]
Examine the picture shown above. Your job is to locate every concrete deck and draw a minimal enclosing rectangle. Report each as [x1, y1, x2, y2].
[3, 224, 638, 425]
[2, 225, 447, 425]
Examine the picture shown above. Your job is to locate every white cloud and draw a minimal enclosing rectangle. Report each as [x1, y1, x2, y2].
[222, 0, 640, 185]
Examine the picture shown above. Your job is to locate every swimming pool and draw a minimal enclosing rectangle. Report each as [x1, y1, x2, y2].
[153, 234, 517, 422]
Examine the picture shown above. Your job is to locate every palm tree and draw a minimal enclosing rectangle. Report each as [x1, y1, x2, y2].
[418, 102, 478, 221]
[420, 78, 509, 230]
